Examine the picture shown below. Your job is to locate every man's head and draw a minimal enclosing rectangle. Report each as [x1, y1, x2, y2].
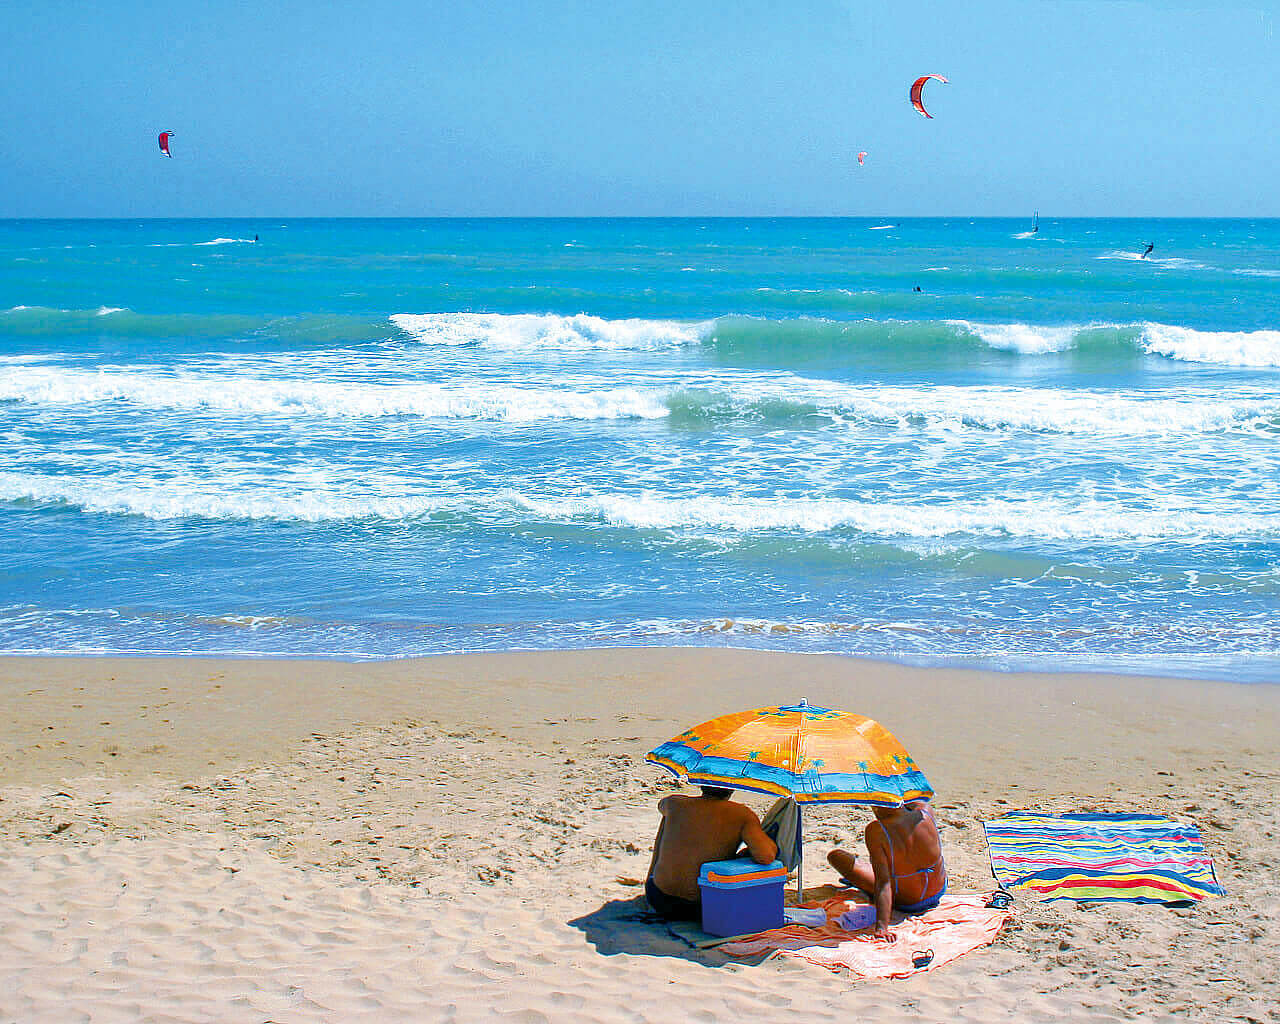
[699, 786, 733, 800]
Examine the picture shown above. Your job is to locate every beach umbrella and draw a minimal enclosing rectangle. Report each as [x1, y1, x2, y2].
[646, 699, 933, 898]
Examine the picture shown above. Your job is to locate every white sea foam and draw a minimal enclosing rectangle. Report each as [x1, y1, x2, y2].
[4, 472, 1275, 541]
[0, 354, 54, 365]
[0, 471, 453, 522]
[3, 365, 1276, 434]
[0, 367, 671, 421]
[149, 238, 256, 248]
[1234, 268, 1280, 279]
[1140, 323, 1280, 368]
[624, 616, 874, 638]
[953, 318, 1280, 368]
[497, 492, 1280, 542]
[786, 381, 1280, 435]
[1097, 250, 1154, 262]
[1096, 251, 1210, 270]
[390, 312, 709, 352]
[949, 320, 1081, 354]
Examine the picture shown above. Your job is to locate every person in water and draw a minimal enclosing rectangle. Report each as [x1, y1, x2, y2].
[827, 800, 946, 940]
[645, 786, 777, 921]
[1142, 242, 1154, 258]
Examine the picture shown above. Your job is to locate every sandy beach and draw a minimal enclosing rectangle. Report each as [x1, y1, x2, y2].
[1, 649, 1277, 1022]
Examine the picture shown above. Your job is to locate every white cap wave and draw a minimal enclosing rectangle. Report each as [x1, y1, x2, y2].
[1140, 324, 1280, 368]
[949, 320, 1080, 354]
[499, 492, 1279, 543]
[4, 472, 1276, 542]
[4, 365, 1277, 435]
[0, 367, 670, 421]
[390, 312, 709, 352]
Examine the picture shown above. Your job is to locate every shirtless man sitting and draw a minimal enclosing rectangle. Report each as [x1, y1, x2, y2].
[645, 786, 778, 921]
[827, 800, 946, 941]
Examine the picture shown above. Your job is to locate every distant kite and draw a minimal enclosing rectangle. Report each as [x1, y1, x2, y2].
[857, 151, 867, 166]
[910, 75, 948, 118]
[158, 132, 174, 158]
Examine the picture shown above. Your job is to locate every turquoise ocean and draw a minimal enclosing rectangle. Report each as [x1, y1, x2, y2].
[2, 218, 1278, 680]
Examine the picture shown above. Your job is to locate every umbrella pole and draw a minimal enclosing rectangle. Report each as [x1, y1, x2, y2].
[796, 805, 804, 903]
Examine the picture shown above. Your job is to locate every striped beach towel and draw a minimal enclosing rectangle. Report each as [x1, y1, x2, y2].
[982, 811, 1225, 904]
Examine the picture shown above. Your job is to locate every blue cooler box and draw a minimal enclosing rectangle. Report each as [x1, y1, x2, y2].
[697, 858, 787, 937]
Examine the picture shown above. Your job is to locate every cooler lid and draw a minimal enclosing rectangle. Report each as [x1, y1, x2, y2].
[698, 858, 787, 884]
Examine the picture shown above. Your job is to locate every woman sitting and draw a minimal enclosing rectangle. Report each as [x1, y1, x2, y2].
[827, 800, 946, 940]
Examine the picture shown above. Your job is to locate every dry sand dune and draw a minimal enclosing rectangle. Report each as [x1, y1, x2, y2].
[1, 650, 1277, 1022]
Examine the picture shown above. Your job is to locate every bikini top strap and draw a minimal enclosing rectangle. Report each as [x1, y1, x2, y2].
[876, 819, 896, 879]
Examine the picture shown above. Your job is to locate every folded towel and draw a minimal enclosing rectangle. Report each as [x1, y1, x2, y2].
[761, 796, 801, 871]
[783, 907, 827, 927]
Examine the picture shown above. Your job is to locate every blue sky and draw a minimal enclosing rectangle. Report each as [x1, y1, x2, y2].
[2, 0, 1275, 216]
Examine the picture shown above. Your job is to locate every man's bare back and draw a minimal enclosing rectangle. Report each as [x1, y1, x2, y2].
[648, 788, 778, 903]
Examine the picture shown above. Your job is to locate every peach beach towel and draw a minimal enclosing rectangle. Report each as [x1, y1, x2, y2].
[718, 892, 1011, 980]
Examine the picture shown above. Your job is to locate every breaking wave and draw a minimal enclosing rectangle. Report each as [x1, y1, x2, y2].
[3, 472, 1277, 542]
[1139, 324, 1280, 368]
[390, 312, 709, 351]
[0, 367, 672, 421]
[6, 307, 1279, 369]
[948, 320, 1079, 354]
[708, 317, 1280, 368]
[2, 365, 1277, 434]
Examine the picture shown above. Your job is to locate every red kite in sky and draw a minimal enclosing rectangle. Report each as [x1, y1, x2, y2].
[909, 75, 948, 118]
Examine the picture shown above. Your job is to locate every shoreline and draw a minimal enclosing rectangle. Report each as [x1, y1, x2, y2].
[2, 648, 1278, 1021]
[4, 640, 1276, 688]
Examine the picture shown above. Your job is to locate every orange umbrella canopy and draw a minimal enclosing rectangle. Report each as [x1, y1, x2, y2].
[646, 701, 933, 807]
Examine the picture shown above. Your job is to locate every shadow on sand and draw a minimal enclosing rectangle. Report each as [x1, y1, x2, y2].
[568, 895, 770, 966]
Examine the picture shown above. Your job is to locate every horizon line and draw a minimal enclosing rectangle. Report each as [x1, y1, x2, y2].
[3, 214, 1279, 222]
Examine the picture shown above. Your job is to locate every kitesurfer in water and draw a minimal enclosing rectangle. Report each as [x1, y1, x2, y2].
[1142, 242, 1155, 259]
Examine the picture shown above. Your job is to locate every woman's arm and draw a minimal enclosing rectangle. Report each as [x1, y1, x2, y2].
[865, 824, 897, 941]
